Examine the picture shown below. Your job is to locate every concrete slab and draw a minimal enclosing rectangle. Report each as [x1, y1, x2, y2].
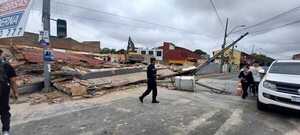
[197, 73, 240, 94]
[82, 67, 144, 80]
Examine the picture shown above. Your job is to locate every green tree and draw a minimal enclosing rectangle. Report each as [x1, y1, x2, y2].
[194, 49, 207, 55]
[100, 48, 111, 54]
[110, 49, 116, 54]
[253, 54, 274, 66]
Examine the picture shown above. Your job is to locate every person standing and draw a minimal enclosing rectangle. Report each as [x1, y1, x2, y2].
[250, 62, 264, 96]
[139, 58, 160, 104]
[239, 65, 254, 99]
[0, 49, 18, 135]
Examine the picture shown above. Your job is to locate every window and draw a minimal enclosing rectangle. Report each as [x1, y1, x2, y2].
[156, 51, 162, 57]
[149, 51, 154, 55]
[269, 62, 300, 75]
[141, 51, 146, 55]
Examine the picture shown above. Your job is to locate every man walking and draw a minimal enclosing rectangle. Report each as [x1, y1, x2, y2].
[0, 49, 18, 135]
[139, 58, 160, 103]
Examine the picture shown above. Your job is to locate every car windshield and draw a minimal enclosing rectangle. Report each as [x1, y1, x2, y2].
[269, 62, 300, 75]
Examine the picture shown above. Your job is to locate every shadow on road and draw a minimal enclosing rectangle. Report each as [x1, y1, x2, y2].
[264, 106, 300, 118]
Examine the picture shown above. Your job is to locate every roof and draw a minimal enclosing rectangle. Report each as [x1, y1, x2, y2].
[19, 47, 104, 67]
[276, 60, 300, 63]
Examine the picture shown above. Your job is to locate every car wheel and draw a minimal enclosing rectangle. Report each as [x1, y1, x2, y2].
[257, 97, 267, 111]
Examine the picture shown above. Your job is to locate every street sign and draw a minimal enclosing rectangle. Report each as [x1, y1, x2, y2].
[0, 0, 33, 38]
[57, 19, 67, 38]
[39, 30, 50, 46]
[44, 49, 55, 61]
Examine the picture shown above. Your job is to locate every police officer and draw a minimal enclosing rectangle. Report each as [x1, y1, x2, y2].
[139, 58, 160, 103]
[0, 49, 18, 135]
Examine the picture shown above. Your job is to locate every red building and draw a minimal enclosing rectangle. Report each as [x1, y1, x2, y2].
[293, 54, 300, 60]
[159, 42, 202, 65]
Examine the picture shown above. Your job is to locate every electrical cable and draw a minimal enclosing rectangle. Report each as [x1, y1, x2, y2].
[250, 19, 300, 35]
[233, 5, 300, 35]
[53, 1, 207, 37]
[209, 0, 224, 28]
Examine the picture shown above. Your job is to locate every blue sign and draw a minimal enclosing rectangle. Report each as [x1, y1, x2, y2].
[0, 12, 23, 30]
[39, 39, 49, 46]
[44, 50, 55, 61]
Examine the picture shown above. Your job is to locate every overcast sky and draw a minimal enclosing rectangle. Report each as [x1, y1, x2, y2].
[22, 0, 300, 59]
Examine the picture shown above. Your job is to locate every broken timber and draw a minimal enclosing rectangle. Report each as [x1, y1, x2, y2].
[195, 81, 231, 95]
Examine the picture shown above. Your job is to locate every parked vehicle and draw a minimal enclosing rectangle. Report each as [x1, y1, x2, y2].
[257, 60, 300, 111]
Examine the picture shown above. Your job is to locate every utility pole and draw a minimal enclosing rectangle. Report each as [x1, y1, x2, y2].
[230, 45, 235, 73]
[220, 18, 229, 73]
[193, 32, 249, 75]
[42, 0, 51, 92]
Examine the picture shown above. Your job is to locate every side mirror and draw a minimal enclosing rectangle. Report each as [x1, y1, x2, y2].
[259, 69, 266, 74]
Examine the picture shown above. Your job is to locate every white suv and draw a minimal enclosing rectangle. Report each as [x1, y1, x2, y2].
[257, 60, 300, 111]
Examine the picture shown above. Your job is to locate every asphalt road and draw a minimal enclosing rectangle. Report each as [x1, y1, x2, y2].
[10, 85, 300, 135]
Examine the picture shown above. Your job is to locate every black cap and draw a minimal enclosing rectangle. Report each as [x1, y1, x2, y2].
[150, 57, 156, 63]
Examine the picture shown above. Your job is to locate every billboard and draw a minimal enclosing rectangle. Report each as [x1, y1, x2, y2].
[0, 0, 33, 38]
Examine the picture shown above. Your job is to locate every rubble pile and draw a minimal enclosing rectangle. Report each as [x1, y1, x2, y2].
[6, 46, 106, 91]
[14, 46, 105, 68]
[0, 45, 178, 103]
[53, 80, 88, 97]
[15, 75, 38, 86]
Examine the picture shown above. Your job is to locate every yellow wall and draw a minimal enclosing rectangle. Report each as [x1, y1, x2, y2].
[213, 49, 241, 68]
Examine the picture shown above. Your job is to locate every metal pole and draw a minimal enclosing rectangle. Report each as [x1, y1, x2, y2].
[42, 0, 51, 92]
[230, 45, 234, 72]
[220, 18, 229, 73]
[193, 32, 249, 75]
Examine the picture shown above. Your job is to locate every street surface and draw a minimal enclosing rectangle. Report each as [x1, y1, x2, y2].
[10, 79, 300, 135]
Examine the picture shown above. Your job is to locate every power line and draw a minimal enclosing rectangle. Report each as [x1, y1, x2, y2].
[56, 12, 212, 37]
[250, 19, 300, 35]
[247, 6, 300, 30]
[234, 5, 300, 34]
[58, 14, 149, 29]
[209, 0, 224, 28]
[53, 1, 207, 37]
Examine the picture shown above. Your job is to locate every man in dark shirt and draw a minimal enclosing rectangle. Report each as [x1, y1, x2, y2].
[238, 65, 254, 99]
[0, 49, 18, 135]
[139, 58, 160, 103]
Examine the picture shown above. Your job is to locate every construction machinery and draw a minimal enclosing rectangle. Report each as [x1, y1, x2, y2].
[126, 37, 144, 64]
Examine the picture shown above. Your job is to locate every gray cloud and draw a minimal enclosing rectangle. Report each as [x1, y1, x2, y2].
[20, 0, 300, 59]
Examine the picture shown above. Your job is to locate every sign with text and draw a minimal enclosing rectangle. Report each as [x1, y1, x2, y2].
[39, 30, 50, 46]
[0, 0, 33, 38]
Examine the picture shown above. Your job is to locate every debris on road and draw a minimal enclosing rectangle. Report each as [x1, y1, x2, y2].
[0, 43, 222, 105]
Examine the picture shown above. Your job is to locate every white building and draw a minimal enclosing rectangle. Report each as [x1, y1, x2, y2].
[136, 48, 163, 61]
